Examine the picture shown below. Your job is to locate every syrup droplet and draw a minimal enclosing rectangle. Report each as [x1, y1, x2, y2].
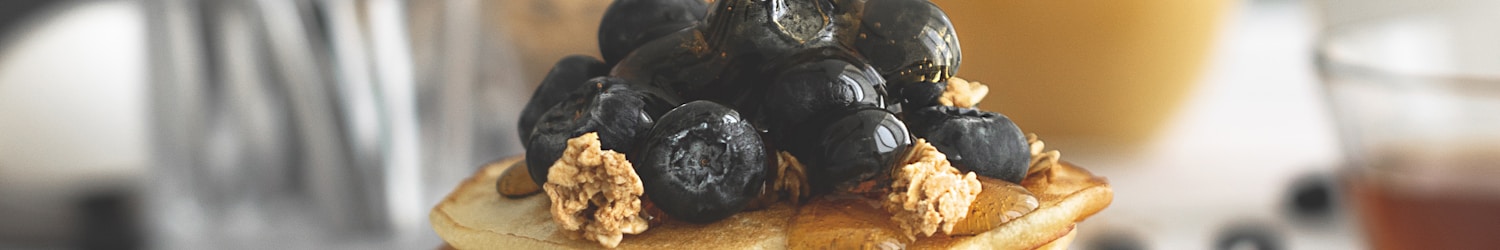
[949, 176, 1039, 235]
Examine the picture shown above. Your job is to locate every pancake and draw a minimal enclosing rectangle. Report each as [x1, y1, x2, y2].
[431, 156, 1111, 249]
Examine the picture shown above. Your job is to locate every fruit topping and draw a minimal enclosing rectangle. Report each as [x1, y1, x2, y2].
[613, 0, 871, 121]
[948, 177, 1039, 235]
[517, 55, 610, 147]
[884, 139, 982, 238]
[496, 161, 541, 198]
[597, 0, 707, 67]
[543, 132, 650, 248]
[610, 28, 740, 106]
[526, 77, 682, 185]
[704, 0, 855, 57]
[789, 106, 913, 193]
[855, 0, 961, 88]
[937, 77, 988, 108]
[894, 81, 946, 112]
[506, 0, 1097, 244]
[905, 106, 1030, 183]
[761, 50, 887, 136]
[633, 101, 770, 223]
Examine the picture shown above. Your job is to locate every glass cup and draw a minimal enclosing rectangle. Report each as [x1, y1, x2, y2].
[1316, 0, 1500, 249]
[142, 0, 512, 248]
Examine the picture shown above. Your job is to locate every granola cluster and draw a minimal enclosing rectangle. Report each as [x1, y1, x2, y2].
[1026, 133, 1062, 177]
[884, 139, 984, 238]
[938, 77, 990, 108]
[543, 132, 650, 248]
[773, 151, 810, 202]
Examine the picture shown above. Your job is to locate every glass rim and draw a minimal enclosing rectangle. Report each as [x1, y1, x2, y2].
[1315, 10, 1500, 82]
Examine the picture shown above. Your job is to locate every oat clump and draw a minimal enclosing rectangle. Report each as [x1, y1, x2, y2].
[543, 132, 649, 248]
[938, 77, 989, 108]
[1026, 133, 1062, 176]
[884, 139, 983, 238]
[774, 151, 810, 202]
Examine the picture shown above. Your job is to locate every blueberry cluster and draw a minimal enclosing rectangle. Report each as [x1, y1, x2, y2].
[516, 0, 1030, 224]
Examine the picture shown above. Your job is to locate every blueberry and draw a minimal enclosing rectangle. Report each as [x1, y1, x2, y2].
[700, 0, 866, 71]
[517, 55, 610, 147]
[524, 77, 682, 185]
[703, 0, 843, 56]
[787, 106, 912, 192]
[893, 81, 946, 112]
[904, 106, 1029, 183]
[633, 101, 769, 223]
[855, 0, 961, 88]
[823, 0, 871, 47]
[1214, 222, 1284, 250]
[760, 48, 886, 138]
[1286, 173, 1336, 220]
[611, 28, 738, 106]
[613, 0, 824, 110]
[612, 0, 869, 120]
[598, 0, 707, 67]
[610, 27, 769, 121]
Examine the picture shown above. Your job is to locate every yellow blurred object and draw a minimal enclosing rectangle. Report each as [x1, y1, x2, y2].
[493, 0, 608, 86]
[934, 0, 1229, 154]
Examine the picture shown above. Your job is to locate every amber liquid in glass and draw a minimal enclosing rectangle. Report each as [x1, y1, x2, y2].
[1347, 153, 1500, 250]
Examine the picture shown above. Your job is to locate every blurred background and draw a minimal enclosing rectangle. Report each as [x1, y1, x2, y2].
[2, 0, 1496, 249]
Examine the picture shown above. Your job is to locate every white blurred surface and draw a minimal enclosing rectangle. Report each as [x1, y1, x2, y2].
[1073, 0, 1361, 249]
[0, 0, 146, 242]
[0, 1, 146, 188]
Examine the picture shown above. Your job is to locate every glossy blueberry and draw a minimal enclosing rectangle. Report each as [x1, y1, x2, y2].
[612, 0, 813, 111]
[855, 0, 961, 88]
[790, 106, 913, 192]
[598, 0, 707, 67]
[612, 0, 869, 118]
[703, 0, 849, 56]
[524, 77, 682, 185]
[893, 81, 946, 112]
[760, 48, 886, 137]
[904, 106, 1029, 183]
[633, 101, 769, 223]
[823, 0, 871, 47]
[611, 28, 738, 106]
[517, 55, 610, 147]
